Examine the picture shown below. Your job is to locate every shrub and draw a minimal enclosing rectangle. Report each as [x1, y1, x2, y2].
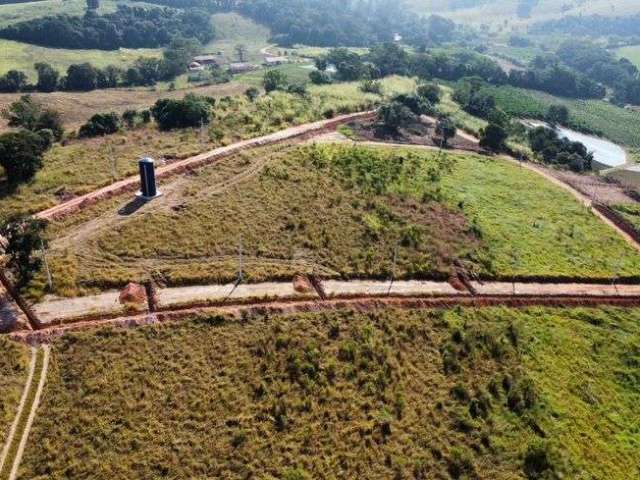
[2, 95, 64, 141]
[309, 70, 332, 85]
[244, 87, 260, 102]
[151, 94, 211, 130]
[523, 441, 558, 479]
[479, 122, 508, 151]
[360, 79, 383, 94]
[282, 468, 311, 480]
[78, 112, 121, 137]
[122, 109, 138, 128]
[0, 215, 48, 289]
[417, 82, 441, 104]
[435, 116, 456, 146]
[0, 130, 49, 185]
[447, 447, 476, 479]
[263, 69, 288, 93]
[378, 101, 415, 131]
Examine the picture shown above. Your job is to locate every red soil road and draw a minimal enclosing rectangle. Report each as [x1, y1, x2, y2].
[35, 111, 375, 221]
[11, 293, 640, 345]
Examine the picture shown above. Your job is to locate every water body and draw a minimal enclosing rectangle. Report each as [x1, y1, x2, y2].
[525, 120, 627, 169]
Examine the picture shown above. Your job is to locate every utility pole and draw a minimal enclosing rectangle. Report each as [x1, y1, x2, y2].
[40, 239, 52, 292]
[387, 242, 399, 296]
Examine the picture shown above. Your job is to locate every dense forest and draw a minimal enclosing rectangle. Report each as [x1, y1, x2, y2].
[124, 0, 458, 47]
[0, 5, 213, 50]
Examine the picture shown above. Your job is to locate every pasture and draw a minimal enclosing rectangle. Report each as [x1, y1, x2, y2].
[17, 306, 640, 479]
[37, 143, 640, 298]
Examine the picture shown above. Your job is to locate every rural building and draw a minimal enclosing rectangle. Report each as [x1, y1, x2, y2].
[228, 63, 259, 74]
[193, 54, 224, 67]
[264, 56, 289, 66]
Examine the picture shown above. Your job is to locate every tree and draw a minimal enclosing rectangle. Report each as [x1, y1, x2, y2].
[2, 96, 64, 141]
[151, 94, 212, 130]
[545, 104, 569, 126]
[162, 37, 200, 80]
[378, 101, 415, 131]
[435, 116, 456, 146]
[122, 110, 138, 128]
[263, 70, 288, 93]
[0, 70, 28, 93]
[234, 44, 248, 62]
[479, 123, 508, 151]
[245, 87, 260, 102]
[0, 215, 48, 290]
[368, 42, 409, 77]
[86, 0, 99, 10]
[34, 63, 59, 92]
[78, 113, 121, 137]
[64, 63, 98, 91]
[0, 130, 49, 186]
[309, 70, 332, 85]
[417, 83, 441, 104]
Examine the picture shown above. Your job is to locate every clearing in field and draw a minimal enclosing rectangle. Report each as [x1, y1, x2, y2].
[39, 143, 640, 298]
[16, 306, 640, 479]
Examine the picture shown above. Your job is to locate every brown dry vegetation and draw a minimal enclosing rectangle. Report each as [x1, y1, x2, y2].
[17, 306, 640, 479]
[42, 144, 480, 297]
[0, 337, 30, 446]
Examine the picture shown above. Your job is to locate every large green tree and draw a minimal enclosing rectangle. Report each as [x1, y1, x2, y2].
[0, 130, 49, 186]
[0, 215, 48, 289]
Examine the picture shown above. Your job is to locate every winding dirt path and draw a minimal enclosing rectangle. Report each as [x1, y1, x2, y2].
[7, 346, 50, 480]
[0, 348, 36, 477]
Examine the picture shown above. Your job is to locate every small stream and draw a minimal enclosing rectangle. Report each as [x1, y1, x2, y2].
[524, 120, 627, 169]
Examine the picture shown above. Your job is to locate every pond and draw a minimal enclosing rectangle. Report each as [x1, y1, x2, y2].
[524, 120, 627, 169]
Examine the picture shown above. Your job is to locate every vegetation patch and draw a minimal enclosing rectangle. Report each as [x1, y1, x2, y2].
[0, 337, 29, 447]
[18, 306, 640, 479]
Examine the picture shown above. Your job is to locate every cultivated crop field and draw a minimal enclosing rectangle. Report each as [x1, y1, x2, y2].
[0, 337, 30, 447]
[38, 143, 640, 298]
[16, 306, 640, 479]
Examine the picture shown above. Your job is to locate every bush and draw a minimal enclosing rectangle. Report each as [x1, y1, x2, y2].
[244, 87, 260, 102]
[435, 115, 456, 146]
[151, 94, 212, 130]
[0, 215, 48, 289]
[359, 79, 383, 94]
[417, 82, 441, 104]
[309, 70, 332, 85]
[479, 123, 508, 151]
[78, 112, 121, 137]
[0, 130, 49, 185]
[523, 441, 558, 479]
[263, 69, 288, 93]
[122, 109, 138, 128]
[2, 95, 64, 141]
[378, 101, 415, 131]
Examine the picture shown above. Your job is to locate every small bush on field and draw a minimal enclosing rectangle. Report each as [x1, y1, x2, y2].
[78, 112, 120, 138]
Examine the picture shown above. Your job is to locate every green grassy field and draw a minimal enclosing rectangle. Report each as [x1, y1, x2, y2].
[612, 203, 640, 232]
[616, 44, 640, 69]
[203, 12, 271, 64]
[17, 306, 640, 479]
[0, 39, 161, 80]
[0, 337, 30, 448]
[476, 83, 640, 150]
[38, 142, 640, 297]
[0, 0, 119, 27]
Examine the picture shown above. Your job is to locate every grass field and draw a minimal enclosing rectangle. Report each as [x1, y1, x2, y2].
[0, 337, 29, 448]
[0, 0, 119, 27]
[16, 306, 640, 479]
[474, 83, 640, 150]
[616, 44, 640, 69]
[0, 77, 413, 221]
[37, 143, 640, 297]
[0, 39, 161, 80]
[612, 203, 640, 232]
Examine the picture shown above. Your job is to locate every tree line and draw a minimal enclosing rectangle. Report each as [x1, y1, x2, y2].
[0, 4, 213, 50]
[0, 37, 200, 93]
[309, 44, 605, 100]
[121, 0, 457, 48]
[530, 13, 640, 39]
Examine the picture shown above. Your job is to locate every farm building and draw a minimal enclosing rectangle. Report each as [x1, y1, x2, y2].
[193, 54, 224, 67]
[264, 56, 289, 66]
[228, 63, 259, 74]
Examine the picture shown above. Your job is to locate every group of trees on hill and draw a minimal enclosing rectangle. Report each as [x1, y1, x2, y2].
[0, 5, 213, 50]
[120, 0, 458, 48]
[0, 37, 200, 93]
[528, 126, 594, 172]
[530, 13, 640, 38]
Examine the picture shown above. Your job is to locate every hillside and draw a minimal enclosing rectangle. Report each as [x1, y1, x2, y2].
[37, 142, 640, 299]
[15, 306, 640, 479]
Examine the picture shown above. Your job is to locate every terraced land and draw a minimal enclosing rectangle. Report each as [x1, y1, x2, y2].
[0, 338, 30, 447]
[16, 306, 640, 479]
[38, 144, 640, 299]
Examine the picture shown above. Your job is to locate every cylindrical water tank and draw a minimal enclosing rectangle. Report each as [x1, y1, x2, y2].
[138, 157, 157, 198]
